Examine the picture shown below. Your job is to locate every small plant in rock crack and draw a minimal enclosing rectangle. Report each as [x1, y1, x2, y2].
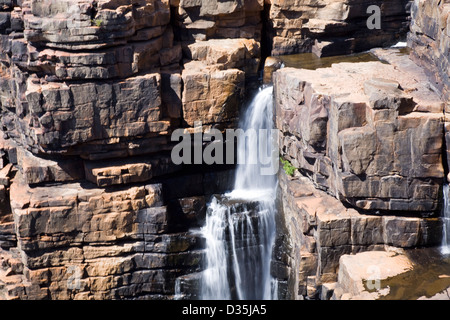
[280, 157, 296, 177]
[91, 19, 103, 27]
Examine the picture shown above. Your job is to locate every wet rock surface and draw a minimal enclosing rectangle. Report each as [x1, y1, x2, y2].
[408, 0, 449, 101]
[274, 169, 444, 300]
[332, 248, 450, 300]
[272, 36, 449, 298]
[332, 250, 413, 300]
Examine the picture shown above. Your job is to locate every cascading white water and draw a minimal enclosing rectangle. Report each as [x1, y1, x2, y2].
[441, 184, 450, 255]
[233, 86, 277, 192]
[201, 86, 278, 300]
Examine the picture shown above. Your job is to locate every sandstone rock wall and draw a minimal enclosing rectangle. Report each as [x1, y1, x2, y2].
[0, 136, 234, 299]
[0, 166, 236, 299]
[0, 0, 265, 155]
[272, 8, 449, 297]
[0, 0, 448, 300]
[1, 0, 182, 160]
[172, 0, 264, 42]
[274, 169, 442, 300]
[0, 0, 243, 299]
[275, 49, 445, 214]
[0, 0, 419, 162]
[266, 0, 412, 56]
[408, 0, 449, 101]
[408, 0, 450, 179]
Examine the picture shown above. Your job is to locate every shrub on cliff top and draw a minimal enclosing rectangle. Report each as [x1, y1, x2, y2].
[280, 157, 296, 177]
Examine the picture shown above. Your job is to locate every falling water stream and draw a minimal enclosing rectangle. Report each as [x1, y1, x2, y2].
[442, 184, 450, 255]
[200, 86, 278, 300]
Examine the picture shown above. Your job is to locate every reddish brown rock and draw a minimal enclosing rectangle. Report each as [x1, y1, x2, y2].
[407, 0, 450, 181]
[266, 0, 412, 56]
[273, 169, 444, 300]
[2, 171, 206, 299]
[275, 50, 445, 213]
[181, 38, 260, 127]
[172, 0, 263, 42]
[333, 250, 413, 300]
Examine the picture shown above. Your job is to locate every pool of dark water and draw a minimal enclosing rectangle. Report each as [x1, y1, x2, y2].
[369, 248, 450, 300]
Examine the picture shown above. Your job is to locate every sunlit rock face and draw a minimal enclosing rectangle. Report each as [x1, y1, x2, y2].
[408, 0, 449, 101]
[271, 0, 449, 300]
[408, 0, 450, 178]
[0, 0, 448, 300]
[0, 0, 262, 299]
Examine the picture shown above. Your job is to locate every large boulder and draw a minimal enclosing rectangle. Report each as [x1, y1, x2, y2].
[181, 38, 260, 128]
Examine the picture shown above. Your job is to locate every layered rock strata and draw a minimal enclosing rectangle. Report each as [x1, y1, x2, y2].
[408, 0, 449, 101]
[407, 0, 450, 180]
[0, 166, 236, 299]
[1, 0, 182, 161]
[275, 49, 445, 213]
[181, 38, 260, 128]
[171, 0, 264, 42]
[273, 170, 442, 299]
[0, 0, 448, 300]
[0, 0, 262, 158]
[332, 248, 450, 300]
[332, 250, 413, 300]
[0, 132, 234, 299]
[171, 0, 415, 58]
[266, 0, 412, 56]
[0, 0, 243, 299]
[273, 42, 448, 299]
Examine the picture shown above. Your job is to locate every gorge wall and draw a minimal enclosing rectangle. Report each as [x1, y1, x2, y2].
[407, 0, 450, 182]
[0, 0, 447, 300]
[273, 49, 446, 299]
[272, 0, 450, 299]
[266, 0, 412, 56]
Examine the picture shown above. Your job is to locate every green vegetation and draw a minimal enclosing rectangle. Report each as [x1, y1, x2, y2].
[91, 19, 103, 27]
[280, 157, 296, 177]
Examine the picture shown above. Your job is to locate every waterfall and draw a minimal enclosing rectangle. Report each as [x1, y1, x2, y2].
[233, 86, 277, 192]
[200, 86, 278, 300]
[442, 184, 450, 255]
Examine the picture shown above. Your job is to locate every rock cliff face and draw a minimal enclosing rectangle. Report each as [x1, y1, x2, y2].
[172, 0, 264, 42]
[408, 0, 449, 101]
[274, 169, 442, 299]
[266, 0, 412, 56]
[275, 50, 445, 213]
[272, 0, 449, 300]
[0, 0, 448, 300]
[0, 0, 242, 299]
[407, 0, 450, 179]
